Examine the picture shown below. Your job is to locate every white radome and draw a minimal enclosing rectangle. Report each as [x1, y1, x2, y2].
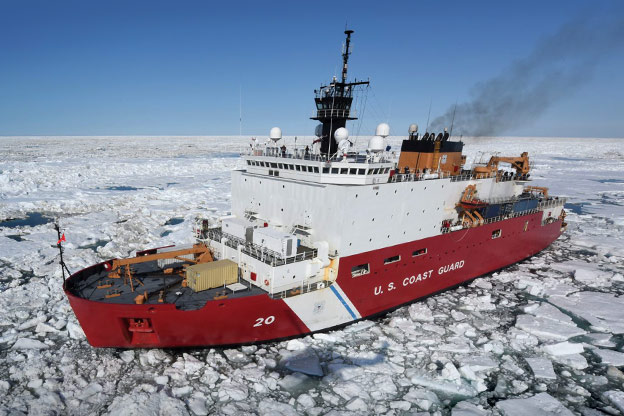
[368, 136, 385, 152]
[375, 123, 390, 138]
[409, 123, 418, 134]
[269, 127, 282, 142]
[334, 127, 349, 142]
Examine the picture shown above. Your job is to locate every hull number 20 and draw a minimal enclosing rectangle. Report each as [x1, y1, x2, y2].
[253, 316, 276, 327]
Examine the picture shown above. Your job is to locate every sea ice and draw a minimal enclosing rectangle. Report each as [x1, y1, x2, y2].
[589, 347, 624, 366]
[283, 351, 323, 377]
[525, 357, 557, 380]
[602, 390, 624, 413]
[542, 341, 584, 356]
[496, 392, 573, 416]
[2, 136, 623, 414]
[11, 338, 49, 350]
[549, 291, 624, 334]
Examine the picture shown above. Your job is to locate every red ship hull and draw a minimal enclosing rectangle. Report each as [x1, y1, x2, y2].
[64, 212, 564, 348]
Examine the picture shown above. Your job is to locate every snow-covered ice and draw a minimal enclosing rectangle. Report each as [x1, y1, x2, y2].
[1, 136, 623, 414]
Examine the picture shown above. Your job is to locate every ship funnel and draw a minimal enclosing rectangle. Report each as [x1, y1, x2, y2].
[375, 123, 390, 138]
[269, 127, 282, 144]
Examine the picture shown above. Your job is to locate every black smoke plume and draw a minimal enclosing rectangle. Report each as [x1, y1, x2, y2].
[429, 14, 624, 137]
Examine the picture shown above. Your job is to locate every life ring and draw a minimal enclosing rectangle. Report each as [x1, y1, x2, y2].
[103, 261, 112, 271]
[264, 279, 269, 286]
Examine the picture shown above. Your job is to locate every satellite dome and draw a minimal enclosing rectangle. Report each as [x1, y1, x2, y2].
[368, 136, 385, 152]
[375, 123, 390, 138]
[269, 127, 282, 143]
[314, 124, 323, 137]
[334, 127, 349, 142]
[409, 124, 419, 134]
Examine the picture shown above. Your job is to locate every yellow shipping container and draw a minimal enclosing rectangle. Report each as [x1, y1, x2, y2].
[186, 260, 238, 292]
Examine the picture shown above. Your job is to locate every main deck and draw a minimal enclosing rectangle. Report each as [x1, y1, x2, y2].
[65, 260, 266, 310]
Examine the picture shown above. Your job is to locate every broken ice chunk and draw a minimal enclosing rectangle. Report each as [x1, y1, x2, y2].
[590, 347, 624, 366]
[283, 351, 323, 377]
[542, 341, 583, 356]
[12, 338, 49, 350]
[496, 392, 573, 416]
[525, 357, 557, 380]
[602, 390, 624, 414]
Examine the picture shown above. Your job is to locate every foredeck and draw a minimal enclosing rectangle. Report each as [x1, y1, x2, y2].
[66, 260, 266, 311]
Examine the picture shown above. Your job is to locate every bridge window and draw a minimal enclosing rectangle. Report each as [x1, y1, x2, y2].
[323, 167, 329, 173]
[314, 167, 319, 173]
[351, 263, 370, 277]
[307, 166, 314, 172]
[358, 169, 365, 175]
[296, 165, 301, 171]
[350, 168, 357, 175]
[331, 167, 339, 174]
[340, 168, 348, 174]
[384, 255, 401, 264]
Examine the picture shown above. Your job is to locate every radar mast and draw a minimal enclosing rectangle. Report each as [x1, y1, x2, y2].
[311, 30, 369, 156]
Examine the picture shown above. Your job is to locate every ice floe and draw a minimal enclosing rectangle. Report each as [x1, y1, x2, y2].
[1, 136, 623, 414]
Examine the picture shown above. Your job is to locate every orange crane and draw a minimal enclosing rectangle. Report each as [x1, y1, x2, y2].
[106, 243, 213, 290]
[473, 152, 530, 176]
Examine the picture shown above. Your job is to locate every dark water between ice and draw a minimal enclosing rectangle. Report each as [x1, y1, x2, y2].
[0, 212, 52, 229]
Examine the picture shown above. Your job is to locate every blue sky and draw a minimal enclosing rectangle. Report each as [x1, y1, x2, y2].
[1, 0, 623, 137]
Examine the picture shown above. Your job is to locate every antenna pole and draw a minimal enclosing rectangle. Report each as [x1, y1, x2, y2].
[239, 85, 242, 138]
[450, 101, 457, 137]
[342, 30, 353, 84]
[54, 222, 71, 280]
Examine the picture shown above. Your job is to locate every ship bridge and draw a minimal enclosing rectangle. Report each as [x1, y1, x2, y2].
[243, 146, 394, 185]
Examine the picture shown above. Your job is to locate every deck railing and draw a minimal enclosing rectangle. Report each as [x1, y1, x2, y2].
[440, 197, 566, 234]
[199, 228, 318, 267]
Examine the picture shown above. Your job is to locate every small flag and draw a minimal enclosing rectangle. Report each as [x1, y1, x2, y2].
[57, 233, 66, 245]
